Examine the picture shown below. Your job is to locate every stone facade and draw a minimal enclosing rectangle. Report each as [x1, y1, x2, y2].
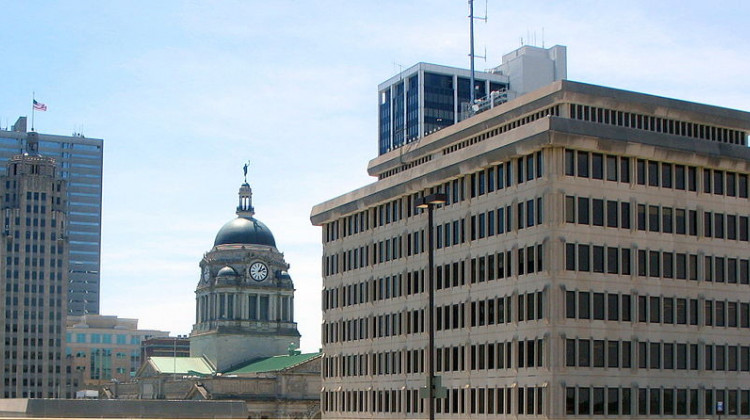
[190, 180, 300, 372]
[312, 80, 750, 418]
[115, 354, 321, 419]
[0, 143, 69, 398]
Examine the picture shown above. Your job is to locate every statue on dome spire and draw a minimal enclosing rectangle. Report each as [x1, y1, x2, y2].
[243, 161, 250, 184]
[237, 161, 254, 217]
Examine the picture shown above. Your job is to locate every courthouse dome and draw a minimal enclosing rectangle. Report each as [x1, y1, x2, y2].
[214, 216, 276, 247]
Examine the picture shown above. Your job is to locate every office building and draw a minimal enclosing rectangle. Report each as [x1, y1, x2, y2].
[0, 137, 69, 398]
[66, 314, 169, 386]
[1, 117, 103, 316]
[190, 177, 300, 371]
[311, 79, 750, 418]
[141, 335, 191, 360]
[378, 45, 566, 155]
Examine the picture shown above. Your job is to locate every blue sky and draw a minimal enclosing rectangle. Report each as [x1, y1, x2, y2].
[1, 1, 749, 351]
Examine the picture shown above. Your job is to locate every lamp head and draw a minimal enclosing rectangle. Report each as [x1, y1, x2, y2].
[416, 193, 448, 209]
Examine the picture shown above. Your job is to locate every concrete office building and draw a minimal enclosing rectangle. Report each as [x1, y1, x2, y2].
[1, 117, 103, 316]
[311, 79, 750, 418]
[66, 314, 169, 386]
[0, 137, 69, 398]
[378, 45, 566, 155]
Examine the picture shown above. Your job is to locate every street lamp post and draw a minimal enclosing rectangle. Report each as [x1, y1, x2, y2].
[416, 193, 447, 420]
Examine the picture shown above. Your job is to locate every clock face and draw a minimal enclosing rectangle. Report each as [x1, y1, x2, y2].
[250, 262, 268, 281]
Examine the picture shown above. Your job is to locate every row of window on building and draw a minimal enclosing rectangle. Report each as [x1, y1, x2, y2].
[323, 288, 544, 344]
[568, 102, 747, 145]
[566, 337, 750, 372]
[325, 151, 544, 243]
[324, 243, 544, 311]
[566, 386, 750, 416]
[565, 242, 750, 284]
[329, 146, 749, 246]
[325, 284, 750, 347]
[66, 333, 142, 345]
[565, 194, 750, 240]
[565, 148, 749, 197]
[566, 289, 750, 328]
[326, 199, 544, 276]
[322, 385, 544, 416]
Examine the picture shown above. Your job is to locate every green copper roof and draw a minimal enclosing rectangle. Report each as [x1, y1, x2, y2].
[226, 352, 321, 374]
[149, 357, 215, 376]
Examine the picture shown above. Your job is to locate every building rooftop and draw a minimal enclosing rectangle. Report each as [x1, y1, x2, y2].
[143, 357, 216, 376]
[226, 352, 321, 375]
[312, 79, 750, 225]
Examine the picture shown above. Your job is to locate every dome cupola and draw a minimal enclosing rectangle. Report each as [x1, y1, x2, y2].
[213, 165, 276, 248]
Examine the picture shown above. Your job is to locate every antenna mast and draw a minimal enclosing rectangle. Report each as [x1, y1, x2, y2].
[469, 0, 476, 104]
[468, 0, 487, 105]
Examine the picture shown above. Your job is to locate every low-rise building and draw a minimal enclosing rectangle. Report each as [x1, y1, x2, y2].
[114, 351, 322, 419]
[66, 314, 169, 386]
[141, 336, 190, 360]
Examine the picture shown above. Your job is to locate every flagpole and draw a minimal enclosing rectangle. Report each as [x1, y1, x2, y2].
[31, 92, 35, 132]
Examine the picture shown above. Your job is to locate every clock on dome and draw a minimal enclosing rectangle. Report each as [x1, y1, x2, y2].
[250, 262, 268, 281]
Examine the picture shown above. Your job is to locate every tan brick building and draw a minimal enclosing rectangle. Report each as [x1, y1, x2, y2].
[66, 314, 169, 386]
[311, 80, 750, 418]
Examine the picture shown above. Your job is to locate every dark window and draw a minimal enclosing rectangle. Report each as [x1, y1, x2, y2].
[622, 249, 632, 275]
[577, 152, 589, 178]
[564, 150, 575, 176]
[649, 251, 660, 277]
[592, 154, 603, 179]
[593, 293, 605, 320]
[607, 294, 619, 320]
[606, 201, 618, 227]
[704, 169, 712, 193]
[622, 295, 632, 321]
[715, 170, 724, 194]
[579, 340, 591, 367]
[648, 161, 659, 186]
[662, 207, 673, 233]
[606, 155, 617, 181]
[650, 296, 660, 323]
[578, 197, 590, 224]
[620, 157, 630, 182]
[565, 243, 576, 271]
[592, 199, 604, 226]
[661, 163, 672, 188]
[637, 160, 646, 185]
[676, 209, 686, 235]
[648, 206, 660, 232]
[675, 165, 686, 189]
[621, 203, 630, 229]
[607, 247, 619, 274]
[593, 246, 604, 273]
[579, 292, 590, 319]
[578, 245, 590, 272]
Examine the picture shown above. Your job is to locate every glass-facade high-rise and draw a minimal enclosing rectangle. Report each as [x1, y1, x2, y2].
[377, 45, 567, 156]
[378, 63, 509, 155]
[0, 117, 103, 316]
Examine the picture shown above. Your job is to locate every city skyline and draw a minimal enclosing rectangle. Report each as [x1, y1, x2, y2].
[1, 1, 749, 352]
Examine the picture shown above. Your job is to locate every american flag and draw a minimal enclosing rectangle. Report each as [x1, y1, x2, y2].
[33, 100, 47, 111]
